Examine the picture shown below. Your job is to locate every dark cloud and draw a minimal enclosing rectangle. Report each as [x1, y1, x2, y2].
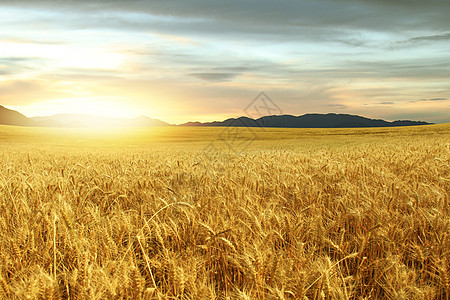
[334, 59, 450, 80]
[233, 57, 450, 83]
[364, 101, 397, 106]
[408, 32, 450, 43]
[326, 104, 347, 109]
[212, 67, 251, 72]
[188, 72, 239, 82]
[2, 0, 450, 38]
[411, 98, 448, 103]
[390, 32, 450, 50]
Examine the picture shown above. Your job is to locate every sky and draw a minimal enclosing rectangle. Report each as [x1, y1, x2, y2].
[0, 0, 449, 124]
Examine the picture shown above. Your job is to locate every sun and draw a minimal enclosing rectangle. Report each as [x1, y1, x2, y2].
[63, 99, 129, 118]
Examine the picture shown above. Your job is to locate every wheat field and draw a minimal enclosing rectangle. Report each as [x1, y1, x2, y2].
[0, 124, 449, 299]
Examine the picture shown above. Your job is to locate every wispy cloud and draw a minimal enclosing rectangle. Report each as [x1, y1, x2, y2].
[326, 104, 348, 109]
[407, 32, 450, 43]
[188, 72, 239, 82]
[411, 98, 448, 103]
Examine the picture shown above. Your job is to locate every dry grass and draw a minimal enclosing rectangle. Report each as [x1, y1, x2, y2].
[0, 123, 449, 299]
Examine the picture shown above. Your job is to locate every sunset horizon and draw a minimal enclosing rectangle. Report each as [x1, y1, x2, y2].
[1, 102, 441, 127]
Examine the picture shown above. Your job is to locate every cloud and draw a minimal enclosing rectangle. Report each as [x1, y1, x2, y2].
[1, 37, 64, 45]
[411, 98, 448, 103]
[0, 57, 43, 75]
[378, 101, 395, 105]
[336, 58, 450, 80]
[326, 104, 347, 109]
[407, 32, 450, 43]
[2, 0, 449, 39]
[188, 72, 239, 82]
[385, 109, 450, 124]
[212, 67, 251, 72]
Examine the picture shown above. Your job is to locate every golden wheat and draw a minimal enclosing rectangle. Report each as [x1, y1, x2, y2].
[0, 124, 449, 299]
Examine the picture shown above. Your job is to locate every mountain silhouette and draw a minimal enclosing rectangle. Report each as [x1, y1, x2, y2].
[0, 105, 432, 128]
[181, 113, 431, 128]
[0, 105, 36, 126]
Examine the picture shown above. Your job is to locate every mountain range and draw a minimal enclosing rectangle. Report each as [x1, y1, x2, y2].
[182, 114, 431, 128]
[0, 104, 432, 128]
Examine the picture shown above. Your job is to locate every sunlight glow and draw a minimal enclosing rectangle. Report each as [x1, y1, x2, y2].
[0, 41, 124, 70]
[14, 98, 139, 118]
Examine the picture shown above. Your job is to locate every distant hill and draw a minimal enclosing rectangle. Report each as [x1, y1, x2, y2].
[0, 105, 35, 126]
[181, 113, 431, 128]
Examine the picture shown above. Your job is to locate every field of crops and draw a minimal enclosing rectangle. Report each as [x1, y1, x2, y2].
[0, 124, 449, 299]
